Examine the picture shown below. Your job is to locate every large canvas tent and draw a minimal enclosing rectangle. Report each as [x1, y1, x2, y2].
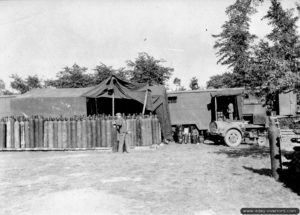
[82, 75, 153, 115]
[83, 75, 172, 140]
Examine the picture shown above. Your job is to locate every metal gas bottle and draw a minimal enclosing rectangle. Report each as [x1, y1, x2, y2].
[14, 120, 20, 148]
[81, 119, 87, 148]
[25, 120, 30, 148]
[76, 119, 82, 148]
[71, 120, 77, 148]
[62, 120, 68, 149]
[38, 117, 44, 148]
[53, 120, 58, 148]
[34, 118, 39, 148]
[29, 118, 34, 148]
[57, 120, 63, 148]
[0, 121, 6, 148]
[101, 118, 107, 147]
[96, 118, 101, 147]
[43, 120, 49, 148]
[48, 120, 54, 149]
[106, 118, 112, 147]
[20, 121, 25, 148]
[91, 119, 96, 148]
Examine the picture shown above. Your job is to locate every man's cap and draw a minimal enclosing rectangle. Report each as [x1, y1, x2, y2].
[116, 113, 122, 116]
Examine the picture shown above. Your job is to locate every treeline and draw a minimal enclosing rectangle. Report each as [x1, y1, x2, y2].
[0, 52, 174, 95]
[207, 0, 300, 102]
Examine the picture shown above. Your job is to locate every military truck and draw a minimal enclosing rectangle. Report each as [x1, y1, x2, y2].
[167, 88, 297, 147]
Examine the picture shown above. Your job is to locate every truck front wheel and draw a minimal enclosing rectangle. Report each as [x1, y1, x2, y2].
[224, 129, 242, 147]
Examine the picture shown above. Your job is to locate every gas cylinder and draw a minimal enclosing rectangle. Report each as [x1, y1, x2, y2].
[28, 118, 34, 148]
[20, 120, 25, 148]
[106, 118, 112, 147]
[101, 118, 107, 147]
[151, 116, 156, 145]
[24, 120, 30, 148]
[140, 117, 147, 146]
[71, 120, 77, 148]
[6, 119, 11, 148]
[81, 119, 87, 148]
[136, 116, 142, 146]
[132, 117, 137, 147]
[76, 119, 82, 148]
[148, 116, 152, 145]
[0, 120, 6, 148]
[48, 120, 54, 148]
[57, 120, 63, 148]
[43, 120, 49, 148]
[96, 117, 101, 147]
[38, 117, 44, 148]
[62, 120, 68, 149]
[158, 120, 162, 144]
[66, 119, 71, 148]
[34, 117, 39, 147]
[53, 120, 58, 148]
[91, 118, 96, 148]
[125, 118, 132, 147]
[86, 118, 91, 148]
[14, 120, 20, 148]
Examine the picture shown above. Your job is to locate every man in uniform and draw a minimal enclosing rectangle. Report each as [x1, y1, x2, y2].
[113, 113, 129, 153]
[227, 102, 234, 121]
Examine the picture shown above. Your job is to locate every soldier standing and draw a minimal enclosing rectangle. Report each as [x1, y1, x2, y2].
[113, 113, 129, 153]
[227, 103, 234, 121]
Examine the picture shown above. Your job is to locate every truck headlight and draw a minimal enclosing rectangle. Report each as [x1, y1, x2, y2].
[209, 122, 218, 133]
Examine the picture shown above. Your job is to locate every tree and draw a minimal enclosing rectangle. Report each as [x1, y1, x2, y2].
[93, 63, 129, 85]
[213, 0, 257, 87]
[189, 77, 200, 90]
[10, 74, 42, 94]
[173, 77, 186, 91]
[173, 77, 181, 90]
[206, 72, 237, 89]
[127, 52, 174, 85]
[45, 64, 93, 88]
[247, 0, 300, 108]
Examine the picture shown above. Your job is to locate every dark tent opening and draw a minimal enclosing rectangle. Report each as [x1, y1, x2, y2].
[87, 97, 151, 116]
[83, 75, 173, 140]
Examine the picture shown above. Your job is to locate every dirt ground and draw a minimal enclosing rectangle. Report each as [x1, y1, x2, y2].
[0, 143, 299, 215]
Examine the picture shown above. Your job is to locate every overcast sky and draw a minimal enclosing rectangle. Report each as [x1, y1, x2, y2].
[0, 0, 299, 90]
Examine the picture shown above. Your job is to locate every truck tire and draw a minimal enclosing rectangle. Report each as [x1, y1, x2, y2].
[224, 129, 242, 147]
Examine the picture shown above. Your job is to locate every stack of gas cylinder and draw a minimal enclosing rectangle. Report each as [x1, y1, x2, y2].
[0, 115, 161, 149]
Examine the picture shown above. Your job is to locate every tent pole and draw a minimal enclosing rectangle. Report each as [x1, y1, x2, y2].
[142, 90, 148, 115]
[214, 97, 217, 120]
[112, 91, 115, 117]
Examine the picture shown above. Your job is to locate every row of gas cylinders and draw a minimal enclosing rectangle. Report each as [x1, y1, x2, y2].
[0, 115, 161, 149]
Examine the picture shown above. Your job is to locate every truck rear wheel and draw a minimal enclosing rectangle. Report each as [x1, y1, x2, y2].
[224, 129, 242, 147]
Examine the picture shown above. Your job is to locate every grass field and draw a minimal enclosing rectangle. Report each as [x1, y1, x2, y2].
[0, 143, 299, 215]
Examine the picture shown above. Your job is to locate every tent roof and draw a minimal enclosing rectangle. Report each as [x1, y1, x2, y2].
[17, 87, 93, 98]
[82, 75, 153, 110]
[210, 88, 244, 97]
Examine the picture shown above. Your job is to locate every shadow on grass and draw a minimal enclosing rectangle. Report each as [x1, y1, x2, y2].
[243, 166, 272, 177]
[243, 166, 300, 196]
[214, 146, 270, 158]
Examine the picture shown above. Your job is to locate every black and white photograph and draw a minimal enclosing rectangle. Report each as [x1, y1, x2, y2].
[0, 0, 300, 214]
